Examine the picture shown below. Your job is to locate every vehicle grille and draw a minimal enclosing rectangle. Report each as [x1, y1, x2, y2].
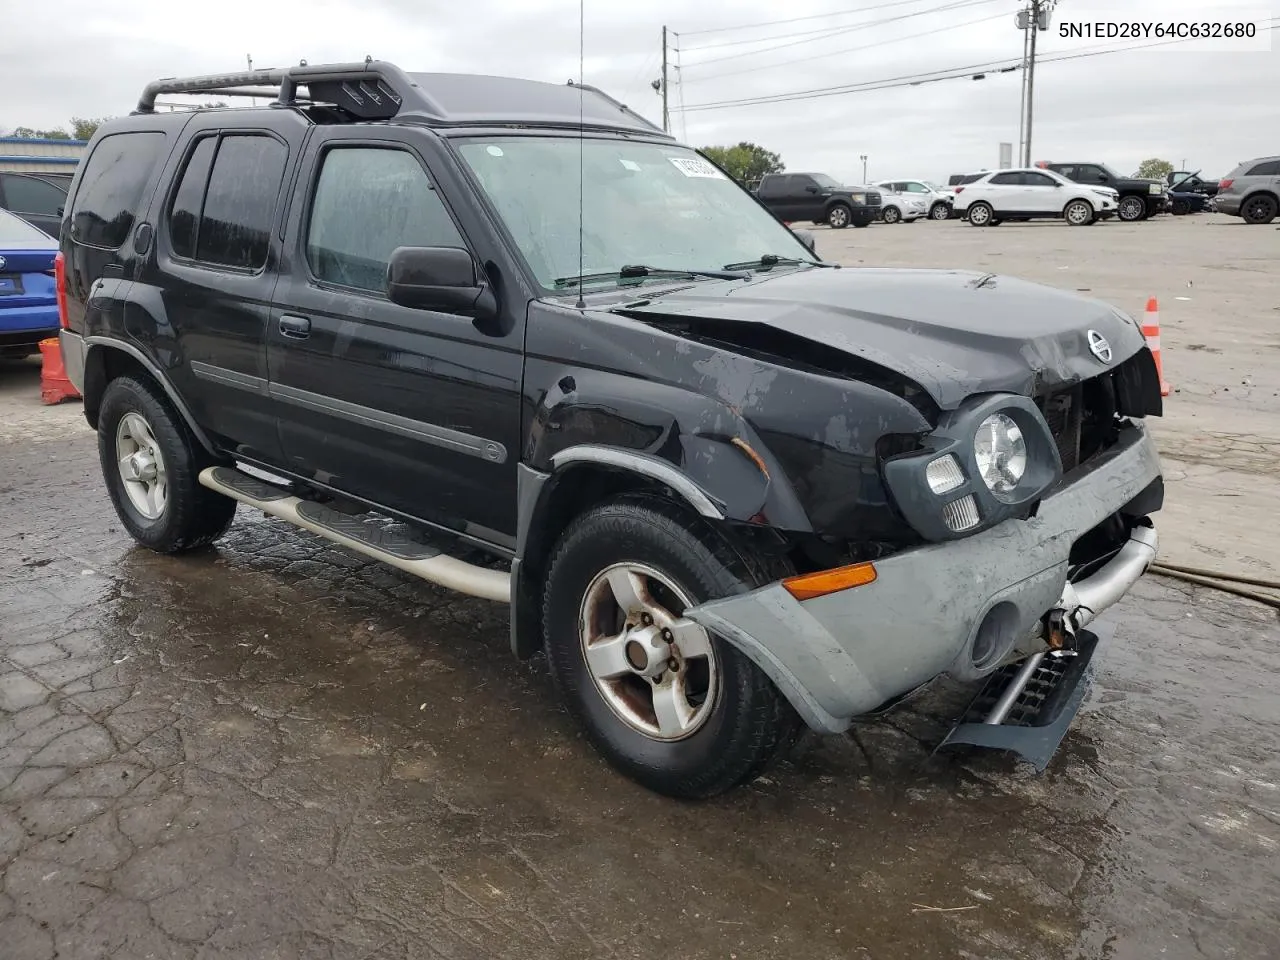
[1038, 387, 1083, 473]
[866, 191, 882, 204]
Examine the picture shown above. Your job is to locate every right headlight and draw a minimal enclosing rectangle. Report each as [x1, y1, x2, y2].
[974, 413, 1027, 494]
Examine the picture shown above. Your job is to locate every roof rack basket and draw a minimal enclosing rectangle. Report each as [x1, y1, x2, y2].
[133, 60, 428, 121]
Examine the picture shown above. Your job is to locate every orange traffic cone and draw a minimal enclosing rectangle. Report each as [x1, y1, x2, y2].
[1142, 298, 1171, 397]
[39, 337, 81, 405]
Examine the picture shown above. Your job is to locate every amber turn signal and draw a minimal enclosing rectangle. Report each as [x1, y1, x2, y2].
[781, 562, 877, 601]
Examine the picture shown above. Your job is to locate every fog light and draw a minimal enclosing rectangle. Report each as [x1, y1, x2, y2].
[926, 454, 965, 494]
[943, 495, 980, 532]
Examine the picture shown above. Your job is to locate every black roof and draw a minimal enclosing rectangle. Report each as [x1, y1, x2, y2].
[134, 60, 668, 137]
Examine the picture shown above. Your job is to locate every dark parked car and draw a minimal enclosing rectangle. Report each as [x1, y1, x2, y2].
[1038, 162, 1166, 221]
[0, 171, 69, 237]
[57, 62, 1166, 798]
[0, 207, 59, 357]
[753, 172, 881, 228]
[1167, 170, 1218, 198]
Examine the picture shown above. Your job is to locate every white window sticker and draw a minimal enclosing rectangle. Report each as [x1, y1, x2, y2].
[667, 156, 726, 179]
[486, 145, 504, 157]
[619, 159, 641, 171]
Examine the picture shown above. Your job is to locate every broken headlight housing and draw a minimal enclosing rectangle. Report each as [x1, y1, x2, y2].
[881, 394, 1062, 541]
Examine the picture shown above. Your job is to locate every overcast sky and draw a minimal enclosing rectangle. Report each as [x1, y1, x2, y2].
[2, 0, 1276, 183]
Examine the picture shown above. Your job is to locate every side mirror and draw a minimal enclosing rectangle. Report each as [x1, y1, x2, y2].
[792, 228, 817, 253]
[387, 246, 496, 317]
[804, 184, 820, 194]
[1053, 181, 1063, 187]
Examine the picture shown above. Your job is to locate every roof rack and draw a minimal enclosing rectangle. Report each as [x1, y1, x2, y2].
[133, 59, 668, 136]
[134, 59, 430, 121]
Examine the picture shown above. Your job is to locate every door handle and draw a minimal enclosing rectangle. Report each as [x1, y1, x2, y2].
[278, 315, 311, 340]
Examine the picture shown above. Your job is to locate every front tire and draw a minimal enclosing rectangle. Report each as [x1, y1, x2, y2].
[827, 203, 851, 229]
[1117, 196, 1145, 222]
[1064, 199, 1094, 226]
[967, 202, 994, 226]
[929, 202, 950, 221]
[542, 497, 799, 799]
[1242, 193, 1278, 224]
[98, 376, 236, 553]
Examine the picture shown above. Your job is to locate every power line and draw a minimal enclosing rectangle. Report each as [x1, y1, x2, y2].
[679, 0, 1000, 68]
[677, 22, 1279, 112]
[681, 9, 1009, 84]
[678, 0, 958, 38]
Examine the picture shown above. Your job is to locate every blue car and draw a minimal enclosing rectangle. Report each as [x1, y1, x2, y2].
[0, 207, 59, 358]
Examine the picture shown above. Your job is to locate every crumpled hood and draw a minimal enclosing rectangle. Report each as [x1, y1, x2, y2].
[620, 267, 1148, 410]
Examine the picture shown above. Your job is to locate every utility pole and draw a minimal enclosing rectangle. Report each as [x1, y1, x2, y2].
[1020, 0, 1056, 167]
[661, 26, 669, 133]
[1017, 12, 1030, 164]
[1024, 0, 1040, 167]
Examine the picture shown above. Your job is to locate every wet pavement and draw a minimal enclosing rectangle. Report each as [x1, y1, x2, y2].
[2, 385, 1278, 959]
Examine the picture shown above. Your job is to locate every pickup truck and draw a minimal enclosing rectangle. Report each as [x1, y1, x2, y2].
[753, 172, 881, 228]
[1037, 162, 1166, 222]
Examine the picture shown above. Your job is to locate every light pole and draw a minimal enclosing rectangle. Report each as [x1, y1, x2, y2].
[860, 154, 868, 182]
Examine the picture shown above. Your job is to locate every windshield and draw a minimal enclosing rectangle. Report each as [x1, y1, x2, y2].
[809, 173, 843, 189]
[923, 181, 943, 191]
[1097, 163, 1122, 180]
[0, 208, 52, 245]
[455, 138, 814, 289]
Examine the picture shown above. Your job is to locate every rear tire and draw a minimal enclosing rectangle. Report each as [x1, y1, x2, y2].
[881, 205, 901, 224]
[97, 376, 236, 553]
[1242, 193, 1278, 225]
[541, 497, 799, 799]
[967, 202, 994, 226]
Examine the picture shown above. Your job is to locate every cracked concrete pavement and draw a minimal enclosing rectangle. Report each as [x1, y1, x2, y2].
[2, 213, 1279, 959]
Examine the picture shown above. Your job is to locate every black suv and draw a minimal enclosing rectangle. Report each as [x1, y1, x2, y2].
[56, 62, 1166, 798]
[753, 173, 881, 228]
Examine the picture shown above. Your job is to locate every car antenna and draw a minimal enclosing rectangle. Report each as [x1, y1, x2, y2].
[574, 0, 586, 311]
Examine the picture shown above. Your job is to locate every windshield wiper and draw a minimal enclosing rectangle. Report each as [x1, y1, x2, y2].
[721, 254, 835, 271]
[554, 264, 750, 289]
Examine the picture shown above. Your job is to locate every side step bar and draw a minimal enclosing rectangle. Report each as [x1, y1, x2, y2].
[199, 466, 510, 602]
[933, 621, 1114, 771]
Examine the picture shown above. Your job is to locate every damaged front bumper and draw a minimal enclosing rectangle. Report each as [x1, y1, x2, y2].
[684, 422, 1163, 733]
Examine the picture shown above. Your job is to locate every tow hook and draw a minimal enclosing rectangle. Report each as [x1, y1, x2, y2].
[1043, 607, 1078, 655]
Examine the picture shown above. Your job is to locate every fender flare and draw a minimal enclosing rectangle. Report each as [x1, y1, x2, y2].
[84, 336, 218, 455]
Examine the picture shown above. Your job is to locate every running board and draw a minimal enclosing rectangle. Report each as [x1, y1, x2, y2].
[934, 622, 1113, 771]
[198, 466, 510, 602]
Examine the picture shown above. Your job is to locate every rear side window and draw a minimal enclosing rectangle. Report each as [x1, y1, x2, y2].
[168, 137, 216, 260]
[69, 132, 166, 249]
[1, 174, 66, 216]
[1246, 159, 1280, 176]
[757, 176, 784, 198]
[198, 136, 288, 269]
[990, 173, 1021, 185]
[305, 146, 465, 294]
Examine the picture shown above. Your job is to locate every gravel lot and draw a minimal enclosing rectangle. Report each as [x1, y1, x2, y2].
[2, 212, 1278, 960]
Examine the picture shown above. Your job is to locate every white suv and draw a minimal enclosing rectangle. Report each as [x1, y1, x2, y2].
[878, 179, 954, 221]
[952, 168, 1117, 227]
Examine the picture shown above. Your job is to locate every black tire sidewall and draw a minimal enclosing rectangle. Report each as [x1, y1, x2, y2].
[542, 501, 786, 795]
[1065, 200, 1092, 225]
[97, 377, 219, 552]
[1243, 195, 1277, 224]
